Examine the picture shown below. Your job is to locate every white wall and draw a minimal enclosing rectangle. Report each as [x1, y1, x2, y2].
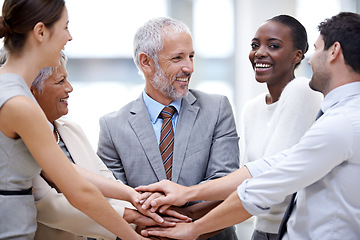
[235, 0, 296, 120]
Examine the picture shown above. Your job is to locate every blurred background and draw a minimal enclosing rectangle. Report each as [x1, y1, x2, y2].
[61, 0, 359, 150]
[2, 0, 359, 238]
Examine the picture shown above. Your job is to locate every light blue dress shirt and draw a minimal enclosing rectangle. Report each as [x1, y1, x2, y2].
[238, 82, 360, 239]
[142, 91, 181, 144]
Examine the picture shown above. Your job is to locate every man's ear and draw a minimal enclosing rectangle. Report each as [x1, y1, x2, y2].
[139, 52, 154, 74]
[329, 41, 342, 63]
[32, 22, 46, 42]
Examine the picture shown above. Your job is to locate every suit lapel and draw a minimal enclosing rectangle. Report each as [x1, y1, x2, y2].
[172, 91, 199, 182]
[54, 120, 100, 174]
[128, 95, 167, 181]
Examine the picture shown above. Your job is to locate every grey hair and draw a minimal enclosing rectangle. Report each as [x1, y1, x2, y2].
[32, 51, 68, 93]
[133, 17, 191, 78]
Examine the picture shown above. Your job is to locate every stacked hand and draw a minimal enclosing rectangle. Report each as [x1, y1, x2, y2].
[141, 222, 198, 240]
[134, 180, 202, 239]
[135, 180, 189, 213]
[130, 187, 191, 228]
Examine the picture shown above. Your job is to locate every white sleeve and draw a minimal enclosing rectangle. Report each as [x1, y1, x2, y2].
[238, 114, 353, 215]
[245, 148, 291, 177]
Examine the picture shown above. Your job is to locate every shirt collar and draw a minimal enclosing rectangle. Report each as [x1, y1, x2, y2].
[321, 82, 360, 113]
[142, 90, 182, 123]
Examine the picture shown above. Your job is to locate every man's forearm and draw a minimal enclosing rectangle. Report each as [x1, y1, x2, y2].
[187, 166, 252, 202]
[193, 191, 252, 236]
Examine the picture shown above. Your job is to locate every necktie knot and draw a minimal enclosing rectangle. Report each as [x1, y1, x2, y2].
[160, 106, 176, 119]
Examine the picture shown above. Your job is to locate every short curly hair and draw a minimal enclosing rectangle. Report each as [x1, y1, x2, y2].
[318, 12, 360, 73]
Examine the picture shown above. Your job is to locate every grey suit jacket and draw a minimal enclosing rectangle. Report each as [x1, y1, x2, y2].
[98, 89, 239, 240]
[98, 89, 239, 187]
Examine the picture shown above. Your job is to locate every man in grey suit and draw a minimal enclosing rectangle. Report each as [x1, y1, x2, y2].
[97, 17, 239, 240]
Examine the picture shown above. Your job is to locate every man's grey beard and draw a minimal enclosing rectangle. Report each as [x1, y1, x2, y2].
[150, 64, 188, 100]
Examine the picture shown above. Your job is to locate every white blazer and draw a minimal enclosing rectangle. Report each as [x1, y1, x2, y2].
[33, 118, 135, 240]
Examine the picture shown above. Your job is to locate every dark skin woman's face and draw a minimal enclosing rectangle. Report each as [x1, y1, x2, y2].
[31, 63, 73, 123]
[249, 21, 302, 88]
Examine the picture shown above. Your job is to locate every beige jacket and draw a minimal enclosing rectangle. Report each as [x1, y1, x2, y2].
[33, 118, 135, 240]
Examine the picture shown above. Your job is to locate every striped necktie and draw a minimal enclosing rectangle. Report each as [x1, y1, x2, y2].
[159, 106, 176, 180]
[277, 109, 324, 240]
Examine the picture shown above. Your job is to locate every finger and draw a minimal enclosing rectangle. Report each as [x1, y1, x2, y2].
[141, 229, 150, 237]
[134, 216, 158, 227]
[150, 196, 166, 208]
[162, 209, 192, 221]
[143, 210, 165, 224]
[135, 191, 154, 204]
[157, 204, 172, 214]
[146, 230, 170, 238]
[142, 192, 163, 211]
[159, 219, 176, 227]
[136, 182, 163, 193]
[153, 196, 186, 210]
[141, 228, 170, 238]
[163, 216, 190, 223]
[133, 204, 165, 224]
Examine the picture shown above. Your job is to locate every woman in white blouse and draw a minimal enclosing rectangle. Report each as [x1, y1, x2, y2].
[239, 15, 323, 240]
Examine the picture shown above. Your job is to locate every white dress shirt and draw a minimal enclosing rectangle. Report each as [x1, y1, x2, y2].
[238, 82, 360, 239]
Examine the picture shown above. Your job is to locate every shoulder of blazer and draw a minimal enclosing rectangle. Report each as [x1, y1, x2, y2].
[100, 94, 142, 122]
[186, 89, 226, 107]
[129, 93, 146, 115]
